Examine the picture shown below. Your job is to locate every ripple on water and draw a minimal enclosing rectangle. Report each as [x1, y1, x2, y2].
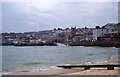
[24, 62, 45, 66]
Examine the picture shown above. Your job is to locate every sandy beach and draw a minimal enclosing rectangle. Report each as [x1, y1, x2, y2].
[2, 59, 118, 75]
[7, 67, 119, 75]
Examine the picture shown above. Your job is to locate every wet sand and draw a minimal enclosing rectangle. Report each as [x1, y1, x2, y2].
[9, 67, 119, 75]
[11, 69, 79, 75]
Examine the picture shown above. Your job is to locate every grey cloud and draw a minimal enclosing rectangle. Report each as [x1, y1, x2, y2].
[2, 2, 118, 33]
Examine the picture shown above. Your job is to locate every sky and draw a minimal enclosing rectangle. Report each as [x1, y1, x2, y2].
[2, 1, 118, 33]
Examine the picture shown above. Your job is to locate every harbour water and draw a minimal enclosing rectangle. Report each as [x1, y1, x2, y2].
[2, 46, 119, 72]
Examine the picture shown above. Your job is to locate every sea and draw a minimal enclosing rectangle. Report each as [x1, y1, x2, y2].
[1, 46, 119, 74]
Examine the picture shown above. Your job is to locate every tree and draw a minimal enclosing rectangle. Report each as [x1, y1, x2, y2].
[96, 26, 101, 29]
[54, 28, 56, 30]
[85, 27, 88, 29]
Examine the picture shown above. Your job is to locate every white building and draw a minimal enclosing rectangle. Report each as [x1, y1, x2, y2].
[93, 28, 108, 41]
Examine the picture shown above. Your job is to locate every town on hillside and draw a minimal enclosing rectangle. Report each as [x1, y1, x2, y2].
[1, 22, 120, 47]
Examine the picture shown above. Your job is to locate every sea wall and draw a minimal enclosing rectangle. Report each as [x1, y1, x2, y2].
[1, 41, 120, 48]
[14, 42, 57, 46]
[69, 41, 120, 48]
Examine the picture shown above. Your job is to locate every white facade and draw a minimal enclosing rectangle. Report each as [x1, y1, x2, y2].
[30, 40, 35, 43]
[55, 30, 64, 34]
[93, 28, 107, 41]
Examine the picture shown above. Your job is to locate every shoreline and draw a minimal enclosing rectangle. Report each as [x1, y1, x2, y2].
[1, 58, 119, 75]
[1, 45, 120, 48]
[2, 68, 119, 75]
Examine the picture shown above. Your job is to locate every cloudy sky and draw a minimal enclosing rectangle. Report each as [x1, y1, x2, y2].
[2, 1, 118, 33]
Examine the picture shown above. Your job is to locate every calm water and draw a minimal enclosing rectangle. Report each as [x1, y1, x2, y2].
[2, 46, 119, 71]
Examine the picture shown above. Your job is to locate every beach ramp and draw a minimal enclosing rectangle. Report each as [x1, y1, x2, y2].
[56, 43, 67, 46]
[57, 64, 120, 70]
